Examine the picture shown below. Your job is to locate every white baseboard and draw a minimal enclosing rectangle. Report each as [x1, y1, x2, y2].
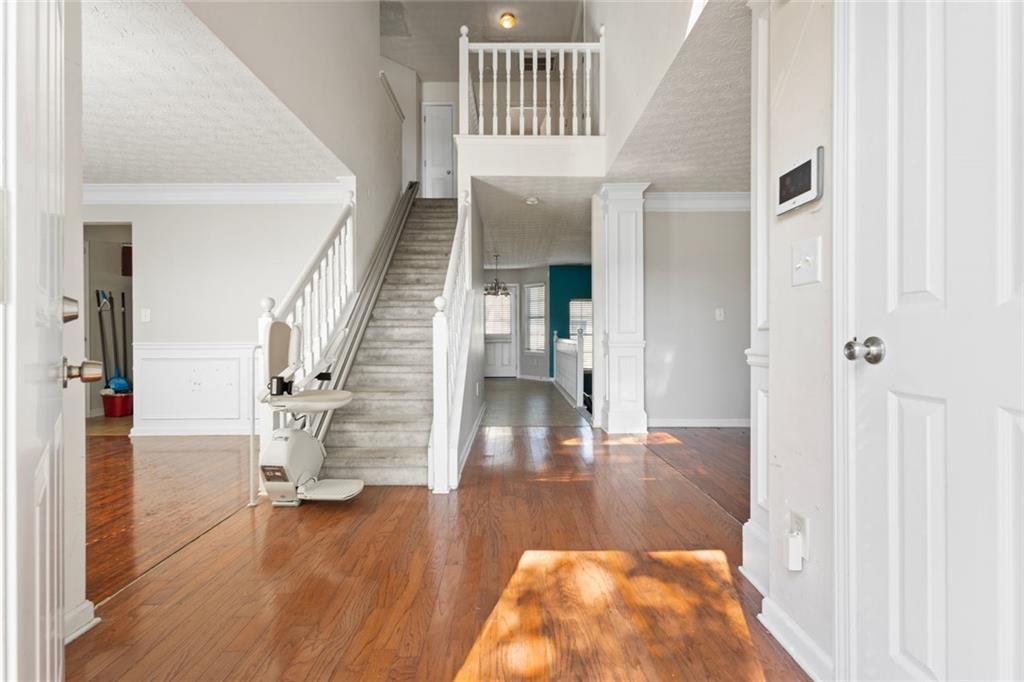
[739, 520, 770, 596]
[132, 342, 257, 437]
[64, 600, 99, 644]
[457, 402, 487, 482]
[647, 417, 751, 428]
[515, 374, 552, 382]
[759, 598, 834, 682]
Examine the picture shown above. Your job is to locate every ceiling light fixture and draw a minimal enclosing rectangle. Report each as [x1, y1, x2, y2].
[499, 12, 517, 29]
[483, 254, 511, 296]
[524, 196, 539, 206]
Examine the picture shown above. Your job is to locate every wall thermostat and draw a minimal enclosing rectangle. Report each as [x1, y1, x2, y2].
[776, 146, 824, 215]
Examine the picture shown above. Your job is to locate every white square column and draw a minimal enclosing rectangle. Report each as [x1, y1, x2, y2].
[598, 182, 650, 434]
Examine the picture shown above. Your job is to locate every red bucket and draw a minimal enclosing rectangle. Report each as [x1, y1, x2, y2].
[102, 393, 133, 417]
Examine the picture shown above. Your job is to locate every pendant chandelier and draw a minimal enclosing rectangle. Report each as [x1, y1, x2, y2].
[483, 254, 510, 296]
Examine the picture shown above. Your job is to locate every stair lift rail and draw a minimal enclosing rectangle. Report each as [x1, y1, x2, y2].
[429, 190, 472, 493]
[249, 182, 420, 505]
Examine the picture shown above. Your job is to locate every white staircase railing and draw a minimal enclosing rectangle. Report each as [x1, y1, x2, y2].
[553, 329, 585, 408]
[430, 191, 472, 493]
[458, 25, 605, 136]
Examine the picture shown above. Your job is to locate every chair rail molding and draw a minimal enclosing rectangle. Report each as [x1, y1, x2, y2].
[598, 182, 650, 434]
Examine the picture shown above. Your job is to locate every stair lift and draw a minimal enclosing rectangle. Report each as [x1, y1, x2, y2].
[259, 319, 364, 507]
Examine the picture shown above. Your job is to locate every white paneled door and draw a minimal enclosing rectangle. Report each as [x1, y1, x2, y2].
[2, 1, 69, 679]
[484, 288, 518, 378]
[842, 2, 1023, 680]
[422, 103, 455, 199]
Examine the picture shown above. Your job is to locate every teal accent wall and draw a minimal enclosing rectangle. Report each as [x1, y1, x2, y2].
[548, 264, 592, 376]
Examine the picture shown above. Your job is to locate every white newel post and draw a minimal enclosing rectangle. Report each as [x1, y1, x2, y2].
[458, 26, 469, 135]
[431, 296, 450, 493]
[256, 297, 277, 453]
[599, 183, 650, 434]
[575, 328, 585, 408]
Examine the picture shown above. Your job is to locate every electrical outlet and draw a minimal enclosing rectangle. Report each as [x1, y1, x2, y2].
[476, 381, 480, 397]
[140, 308, 151, 323]
[790, 511, 810, 559]
[714, 307, 725, 322]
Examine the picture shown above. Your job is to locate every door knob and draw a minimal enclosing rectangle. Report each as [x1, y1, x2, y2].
[843, 336, 886, 364]
[446, 170, 452, 175]
[63, 296, 80, 323]
[63, 358, 103, 387]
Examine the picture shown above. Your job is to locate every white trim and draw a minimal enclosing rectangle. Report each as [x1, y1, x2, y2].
[63, 601, 99, 644]
[759, 598, 835, 682]
[739, 520, 769, 596]
[455, 402, 486, 484]
[645, 192, 751, 213]
[515, 374, 552, 382]
[647, 418, 750, 428]
[831, 2, 854, 680]
[745, 349, 769, 368]
[82, 181, 356, 206]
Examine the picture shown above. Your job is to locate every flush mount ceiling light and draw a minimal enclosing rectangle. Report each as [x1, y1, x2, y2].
[524, 196, 539, 206]
[499, 12, 517, 29]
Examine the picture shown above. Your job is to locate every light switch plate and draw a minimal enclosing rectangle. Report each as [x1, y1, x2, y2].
[714, 307, 725, 322]
[140, 308, 152, 323]
[791, 236, 822, 286]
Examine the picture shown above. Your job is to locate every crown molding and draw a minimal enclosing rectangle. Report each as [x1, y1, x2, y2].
[83, 181, 356, 206]
[645, 191, 751, 213]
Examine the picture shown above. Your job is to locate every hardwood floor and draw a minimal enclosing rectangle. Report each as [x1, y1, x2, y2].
[482, 378, 590, 427]
[85, 435, 251, 603]
[86, 415, 133, 437]
[67, 427, 806, 681]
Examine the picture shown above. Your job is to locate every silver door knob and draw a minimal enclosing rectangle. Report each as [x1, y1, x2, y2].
[843, 336, 885, 364]
[63, 358, 103, 387]
[63, 296, 80, 323]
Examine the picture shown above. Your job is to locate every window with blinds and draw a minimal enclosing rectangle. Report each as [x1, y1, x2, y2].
[484, 294, 512, 337]
[569, 299, 594, 370]
[525, 284, 546, 352]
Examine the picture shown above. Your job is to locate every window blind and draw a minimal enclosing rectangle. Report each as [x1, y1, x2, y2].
[525, 284, 545, 351]
[569, 299, 594, 370]
[484, 294, 512, 337]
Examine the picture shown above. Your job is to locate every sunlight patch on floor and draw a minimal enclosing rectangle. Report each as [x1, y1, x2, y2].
[456, 550, 766, 681]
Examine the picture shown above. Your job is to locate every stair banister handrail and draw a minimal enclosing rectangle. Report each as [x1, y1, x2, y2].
[430, 190, 471, 493]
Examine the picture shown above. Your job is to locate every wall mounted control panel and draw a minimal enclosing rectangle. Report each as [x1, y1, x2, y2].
[776, 146, 824, 215]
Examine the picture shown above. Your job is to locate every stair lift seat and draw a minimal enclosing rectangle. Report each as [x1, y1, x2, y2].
[260, 320, 364, 507]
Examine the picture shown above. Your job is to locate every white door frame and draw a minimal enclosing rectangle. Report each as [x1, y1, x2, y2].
[421, 101, 456, 199]
[830, 4, 854, 677]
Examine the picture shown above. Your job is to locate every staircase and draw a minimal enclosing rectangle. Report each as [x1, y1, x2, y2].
[322, 198, 457, 485]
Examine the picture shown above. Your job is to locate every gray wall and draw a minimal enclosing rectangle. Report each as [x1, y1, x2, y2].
[644, 210, 751, 425]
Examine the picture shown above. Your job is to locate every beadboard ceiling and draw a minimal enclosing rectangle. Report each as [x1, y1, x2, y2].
[606, 0, 751, 192]
[382, 1, 582, 82]
[474, 176, 602, 269]
[82, 1, 350, 184]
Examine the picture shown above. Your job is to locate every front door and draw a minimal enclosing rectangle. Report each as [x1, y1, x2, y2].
[845, 2, 1023, 679]
[484, 288, 517, 378]
[423, 103, 454, 199]
[2, 1, 70, 678]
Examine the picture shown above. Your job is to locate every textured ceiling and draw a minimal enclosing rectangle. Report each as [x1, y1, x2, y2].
[82, 1, 349, 184]
[607, 0, 750, 192]
[382, 1, 582, 82]
[475, 176, 602, 269]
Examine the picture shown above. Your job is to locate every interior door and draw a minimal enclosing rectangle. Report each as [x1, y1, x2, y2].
[846, 2, 1023, 680]
[2, 2, 69, 678]
[484, 289, 517, 378]
[423, 103, 454, 199]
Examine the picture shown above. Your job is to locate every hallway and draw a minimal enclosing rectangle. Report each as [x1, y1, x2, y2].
[67, 425, 804, 680]
[482, 378, 590, 427]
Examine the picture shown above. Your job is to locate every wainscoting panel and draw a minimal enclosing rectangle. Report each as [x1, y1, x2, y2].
[131, 343, 257, 436]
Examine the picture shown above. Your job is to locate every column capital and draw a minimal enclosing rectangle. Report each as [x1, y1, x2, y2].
[599, 182, 651, 202]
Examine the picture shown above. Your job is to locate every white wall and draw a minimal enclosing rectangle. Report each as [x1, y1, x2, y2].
[381, 57, 421, 189]
[644, 210, 750, 426]
[423, 81, 460, 126]
[583, 0, 703, 167]
[187, 1, 402, 285]
[759, 0, 836, 674]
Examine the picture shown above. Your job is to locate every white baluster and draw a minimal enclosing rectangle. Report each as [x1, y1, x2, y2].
[559, 49, 565, 136]
[545, 49, 551, 135]
[532, 49, 538, 135]
[505, 48, 511, 135]
[572, 49, 579, 136]
[518, 49, 525, 136]
[585, 48, 592, 136]
[599, 25, 606, 136]
[492, 48, 498, 134]
[477, 49, 484, 134]
[458, 26, 469, 134]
